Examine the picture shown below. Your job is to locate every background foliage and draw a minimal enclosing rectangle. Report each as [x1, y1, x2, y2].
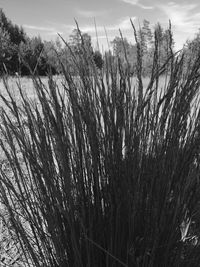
[0, 8, 197, 77]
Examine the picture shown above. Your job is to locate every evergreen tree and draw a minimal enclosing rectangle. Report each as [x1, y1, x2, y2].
[93, 50, 104, 70]
[0, 27, 12, 73]
[0, 9, 26, 74]
[0, 9, 26, 45]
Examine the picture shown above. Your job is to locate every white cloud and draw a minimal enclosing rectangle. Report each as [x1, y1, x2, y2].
[114, 16, 136, 30]
[78, 17, 136, 34]
[158, 2, 200, 49]
[46, 31, 64, 36]
[122, 0, 138, 4]
[122, 0, 154, 10]
[23, 25, 55, 32]
[78, 25, 103, 33]
[46, 16, 136, 39]
[62, 24, 74, 31]
[23, 24, 65, 39]
[158, 2, 198, 32]
[76, 9, 106, 18]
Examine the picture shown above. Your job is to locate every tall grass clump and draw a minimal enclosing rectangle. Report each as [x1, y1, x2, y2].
[0, 23, 200, 266]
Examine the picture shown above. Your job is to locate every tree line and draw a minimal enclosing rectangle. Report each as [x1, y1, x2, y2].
[0, 9, 198, 76]
[0, 9, 104, 76]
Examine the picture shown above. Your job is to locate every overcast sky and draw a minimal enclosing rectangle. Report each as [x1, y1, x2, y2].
[0, 0, 200, 50]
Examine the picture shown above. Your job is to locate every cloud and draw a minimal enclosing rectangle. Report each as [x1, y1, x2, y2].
[23, 24, 65, 39]
[46, 31, 64, 36]
[76, 25, 102, 33]
[122, 0, 138, 4]
[23, 25, 55, 32]
[121, 0, 154, 10]
[44, 16, 136, 38]
[158, 2, 200, 49]
[78, 17, 136, 34]
[114, 16, 136, 30]
[76, 9, 107, 18]
[158, 2, 199, 32]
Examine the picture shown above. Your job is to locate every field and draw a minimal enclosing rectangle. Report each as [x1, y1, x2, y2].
[0, 75, 168, 101]
[0, 76, 59, 102]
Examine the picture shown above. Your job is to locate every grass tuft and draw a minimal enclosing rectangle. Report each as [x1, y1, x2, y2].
[0, 24, 200, 266]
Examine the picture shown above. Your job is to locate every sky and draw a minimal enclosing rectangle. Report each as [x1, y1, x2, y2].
[0, 0, 200, 51]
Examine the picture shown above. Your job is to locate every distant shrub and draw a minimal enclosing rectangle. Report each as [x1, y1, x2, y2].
[93, 50, 104, 70]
